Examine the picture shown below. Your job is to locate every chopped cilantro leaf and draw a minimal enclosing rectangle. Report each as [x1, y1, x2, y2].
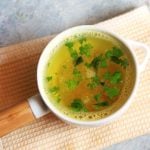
[57, 96, 61, 103]
[104, 71, 122, 84]
[65, 40, 78, 61]
[111, 56, 129, 68]
[49, 86, 59, 94]
[65, 40, 73, 48]
[75, 56, 83, 66]
[88, 75, 100, 89]
[46, 76, 52, 81]
[79, 43, 93, 57]
[94, 93, 101, 102]
[91, 55, 101, 70]
[105, 47, 129, 68]
[71, 99, 88, 112]
[78, 36, 86, 44]
[94, 101, 109, 107]
[66, 68, 82, 90]
[105, 50, 113, 58]
[110, 71, 122, 84]
[112, 47, 123, 58]
[104, 72, 111, 80]
[120, 58, 129, 68]
[91, 55, 107, 69]
[69, 49, 78, 61]
[85, 62, 92, 68]
[100, 57, 107, 68]
[66, 79, 79, 90]
[111, 56, 121, 64]
[100, 81, 105, 86]
[105, 47, 123, 59]
[104, 86, 119, 99]
[73, 68, 82, 79]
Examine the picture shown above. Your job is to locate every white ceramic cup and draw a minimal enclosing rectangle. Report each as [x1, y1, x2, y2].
[35, 25, 150, 127]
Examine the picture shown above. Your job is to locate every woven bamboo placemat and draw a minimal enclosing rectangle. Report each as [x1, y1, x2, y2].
[0, 6, 150, 150]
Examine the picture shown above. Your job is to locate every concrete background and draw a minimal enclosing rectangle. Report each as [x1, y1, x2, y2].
[0, 0, 150, 149]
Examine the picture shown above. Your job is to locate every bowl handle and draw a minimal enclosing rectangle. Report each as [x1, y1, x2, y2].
[28, 94, 50, 118]
[126, 40, 150, 73]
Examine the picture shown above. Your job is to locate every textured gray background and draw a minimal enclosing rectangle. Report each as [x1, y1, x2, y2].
[0, 0, 150, 149]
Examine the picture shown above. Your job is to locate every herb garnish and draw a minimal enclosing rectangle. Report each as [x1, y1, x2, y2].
[105, 47, 123, 58]
[79, 43, 93, 57]
[85, 62, 92, 68]
[65, 40, 78, 61]
[46, 76, 52, 81]
[66, 79, 79, 90]
[104, 86, 120, 99]
[120, 58, 129, 68]
[78, 35, 86, 44]
[95, 101, 109, 107]
[49, 86, 59, 94]
[65, 40, 74, 49]
[73, 68, 82, 79]
[66, 68, 82, 90]
[87, 75, 100, 89]
[89, 54, 107, 70]
[94, 93, 101, 102]
[71, 99, 88, 112]
[75, 56, 83, 66]
[105, 47, 129, 68]
[69, 49, 78, 61]
[104, 71, 122, 84]
[91, 55, 101, 70]
[100, 81, 105, 86]
[56, 96, 61, 103]
[94, 101, 109, 110]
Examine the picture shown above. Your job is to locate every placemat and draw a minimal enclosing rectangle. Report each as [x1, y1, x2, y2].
[0, 6, 150, 150]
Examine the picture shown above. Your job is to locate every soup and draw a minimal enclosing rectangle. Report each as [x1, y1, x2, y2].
[43, 32, 133, 121]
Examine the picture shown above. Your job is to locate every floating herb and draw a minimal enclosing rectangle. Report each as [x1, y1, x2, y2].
[110, 71, 122, 84]
[94, 93, 101, 102]
[104, 71, 122, 84]
[66, 79, 79, 90]
[88, 75, 100, 89]
[104, 86, 120, 99]
[78, 35, 86, 44]
[120, 58, 129, 68]
[79, 43, 93, 57]
[105, 47, 123, 58]
[105, 47, 129, 68]
[56, 96, 61, 103]
[100, 57, 107, 68]
[46, 76, 52, 81]
[71, 99, 88, 112]
[65, 40, 74, 48]
[49, 86, 59, 94]
[75, 56, 83, 66]
[85, 62, 92, 68]
[95, 101, 109, 107]
[91, 55, 101, 70]
[73, 68, 82, 80]
[65, 40, 78, 61]
[100, 81, 105, 86]
[69, 49, 78, 61]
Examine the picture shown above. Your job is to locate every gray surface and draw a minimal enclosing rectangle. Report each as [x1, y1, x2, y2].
[0, 0, 150, 149]
[105, 135, 150, 150]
